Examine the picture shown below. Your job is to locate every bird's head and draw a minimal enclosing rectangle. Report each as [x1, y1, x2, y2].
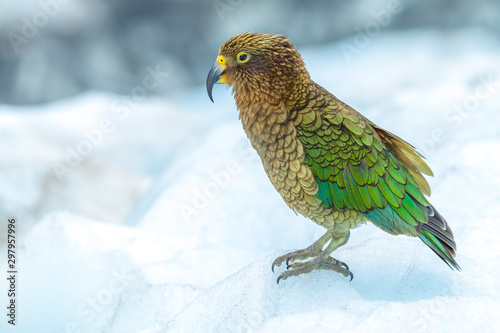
[206, 32, 308, 103]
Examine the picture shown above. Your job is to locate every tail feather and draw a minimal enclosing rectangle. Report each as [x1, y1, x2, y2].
[419, 204, 460, 270]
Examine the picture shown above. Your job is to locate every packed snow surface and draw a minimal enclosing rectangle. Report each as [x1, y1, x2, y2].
[1, 29, 499, 332]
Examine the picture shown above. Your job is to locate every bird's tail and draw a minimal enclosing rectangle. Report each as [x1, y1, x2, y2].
[419, 204, 460, 270]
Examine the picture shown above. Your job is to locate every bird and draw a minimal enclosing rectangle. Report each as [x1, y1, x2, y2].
[206, 32, 460, 283]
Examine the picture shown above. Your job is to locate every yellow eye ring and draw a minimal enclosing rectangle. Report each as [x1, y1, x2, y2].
[217, 55, 226, 65]
[237, 52, 250, 64]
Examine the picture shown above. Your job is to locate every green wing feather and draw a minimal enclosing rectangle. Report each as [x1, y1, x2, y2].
[295, 88, 459, 269]
[296, 100, 429, 234]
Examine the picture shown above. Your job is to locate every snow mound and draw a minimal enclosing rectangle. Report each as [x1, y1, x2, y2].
[6, 211, 498, 333]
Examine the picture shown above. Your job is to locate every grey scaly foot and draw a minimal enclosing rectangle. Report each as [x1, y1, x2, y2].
[273, 231, 352, 283]
[271, 232, 332, 272]
[277, 255, 353, 283]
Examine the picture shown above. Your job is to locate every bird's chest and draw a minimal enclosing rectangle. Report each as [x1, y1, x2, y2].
[240, 107, 302, 168]
[240, 108, 320, 211]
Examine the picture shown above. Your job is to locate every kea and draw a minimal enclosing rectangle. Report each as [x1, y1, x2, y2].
[206, 32, 460, 283]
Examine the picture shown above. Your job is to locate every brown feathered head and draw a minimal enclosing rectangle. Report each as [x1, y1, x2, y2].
[206, 32, 309, 104]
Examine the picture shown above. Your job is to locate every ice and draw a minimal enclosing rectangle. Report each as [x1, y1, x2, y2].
[1, 28, 500, 332]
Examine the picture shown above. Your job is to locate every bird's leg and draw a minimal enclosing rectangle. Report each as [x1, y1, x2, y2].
[271, 232, 332, 272]
[276, 231, 352, 283]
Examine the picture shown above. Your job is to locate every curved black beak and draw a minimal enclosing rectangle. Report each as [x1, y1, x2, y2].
[206, 62, 225, 103]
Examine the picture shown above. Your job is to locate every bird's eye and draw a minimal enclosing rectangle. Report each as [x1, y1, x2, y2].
[237, 52, 250, 64]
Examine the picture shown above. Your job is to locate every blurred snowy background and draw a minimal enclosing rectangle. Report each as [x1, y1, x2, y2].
[0, 0, 499, 332]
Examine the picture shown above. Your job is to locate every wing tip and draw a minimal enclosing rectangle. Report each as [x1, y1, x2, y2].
[420, 204, 460, 270]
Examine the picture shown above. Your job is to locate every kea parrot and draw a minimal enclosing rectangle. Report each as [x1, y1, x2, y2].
[206, 32, 460, 283]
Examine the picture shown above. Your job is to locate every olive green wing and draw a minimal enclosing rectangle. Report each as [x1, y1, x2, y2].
[294, 92, 458, 269]
[294, 96, 431, 236]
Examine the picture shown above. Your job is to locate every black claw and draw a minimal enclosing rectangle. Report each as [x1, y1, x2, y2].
[341, 262, 349, 271]
[285, 255, 293, 267]
[271, 262, 276, 273]
[277, 275, 283, 284]
[348, 271, 354, 282]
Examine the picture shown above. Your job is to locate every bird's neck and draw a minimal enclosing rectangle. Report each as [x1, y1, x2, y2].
[235, 74, 315, 149]
[234, 68, 313, 111]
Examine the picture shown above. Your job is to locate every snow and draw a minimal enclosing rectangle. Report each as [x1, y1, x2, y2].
[1, 28, 500, 332]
